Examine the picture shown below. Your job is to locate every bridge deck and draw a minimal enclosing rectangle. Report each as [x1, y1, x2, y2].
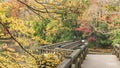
[81, 54, 120, 68]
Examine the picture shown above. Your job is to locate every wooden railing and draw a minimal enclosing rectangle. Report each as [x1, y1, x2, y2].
[38, 48, 74, 57]
[113, 44, 120, 60]
[37, 40, 83, 50]
[57, 44, 88, 68]
[37, 40, 74, 49]
[61, 41, 81, 49]
[36, 40, 88, 68]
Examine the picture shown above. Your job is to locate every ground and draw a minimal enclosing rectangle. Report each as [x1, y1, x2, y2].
[88, 48, 112, 54]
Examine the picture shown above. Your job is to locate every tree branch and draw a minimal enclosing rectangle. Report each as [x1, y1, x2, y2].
[17, 0, 62, 14]
[0, 21, 37, 60]
[0, 61, 8, 68]
[34, 0, 56, 19]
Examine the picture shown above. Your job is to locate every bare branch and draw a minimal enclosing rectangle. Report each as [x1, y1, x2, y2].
[17, 0, 62, 14]
[34, 0, 56, 19]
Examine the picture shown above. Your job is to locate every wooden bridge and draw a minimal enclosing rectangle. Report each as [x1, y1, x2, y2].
[38, 40, 120, 68]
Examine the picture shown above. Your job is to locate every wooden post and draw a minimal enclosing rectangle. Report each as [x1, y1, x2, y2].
[118, 45, 120, 60]
[114, 44, 120, 60]
[78, 56, 81, 68]
[70, 49, 81, 68]
[112, 46, 115, 55]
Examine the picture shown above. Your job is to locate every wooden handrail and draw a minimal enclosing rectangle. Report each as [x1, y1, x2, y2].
[113, 44, 120, 60]
[37, 40, 82, 50]
[37, 40, 74, 49]
[61, 41, 81, 49]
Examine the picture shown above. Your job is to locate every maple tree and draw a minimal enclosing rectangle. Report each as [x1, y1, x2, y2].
[0, 0, 90, 67]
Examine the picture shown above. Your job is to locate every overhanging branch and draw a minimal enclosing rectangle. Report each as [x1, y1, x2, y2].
[0, 21, 36, 60]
